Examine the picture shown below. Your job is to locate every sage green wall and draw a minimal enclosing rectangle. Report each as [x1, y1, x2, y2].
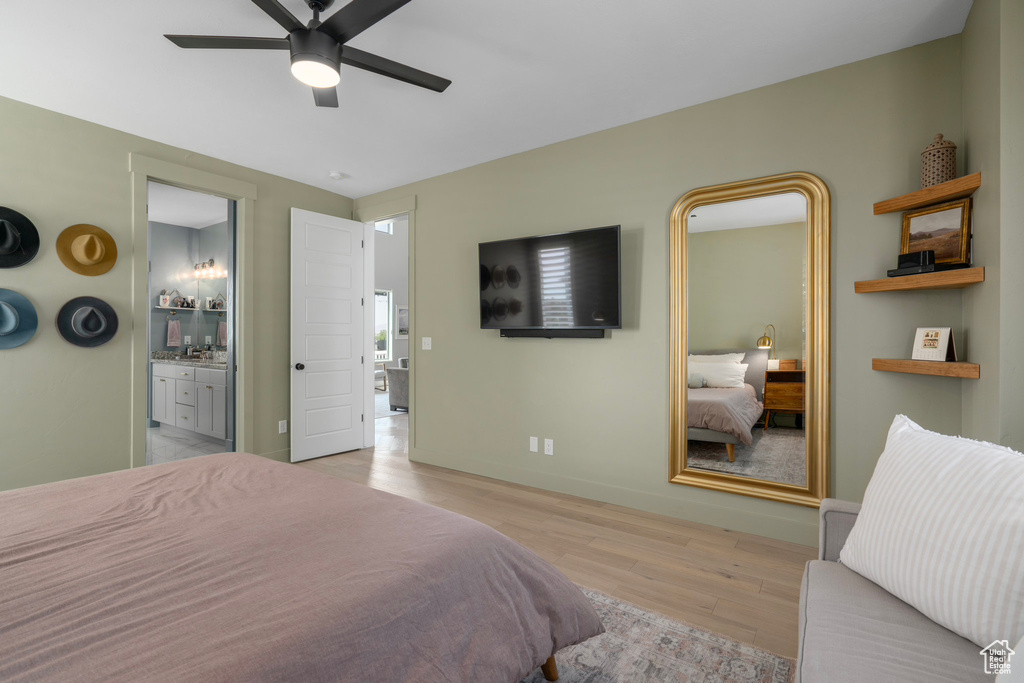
[356, 37, 965, 544]
[0, 96, 352, 491]
[961, 0, 1024, 451]
[961, 0, 1001, 444]
[689, 223, 804, 360]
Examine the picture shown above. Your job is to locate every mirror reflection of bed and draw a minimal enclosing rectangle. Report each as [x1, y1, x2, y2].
[685, 193, 807, 486]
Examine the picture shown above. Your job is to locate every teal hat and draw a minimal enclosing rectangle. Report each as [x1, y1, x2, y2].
[0, 289, 38, 349]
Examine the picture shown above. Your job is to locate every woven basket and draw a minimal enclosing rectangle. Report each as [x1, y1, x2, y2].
[921, 134, 957, 188]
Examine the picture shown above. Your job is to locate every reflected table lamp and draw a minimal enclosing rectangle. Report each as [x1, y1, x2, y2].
[757, 324, 780, 370]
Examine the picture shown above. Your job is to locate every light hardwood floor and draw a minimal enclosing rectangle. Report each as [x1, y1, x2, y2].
[297, 414, 816, 659]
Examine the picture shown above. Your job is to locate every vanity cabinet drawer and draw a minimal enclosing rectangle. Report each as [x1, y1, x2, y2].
[206, 369, 227, 386]
[173, 367, 195, 382]
[194, 368, 227, 385]
[175, 403, 196, 431]
[153, 364, 179, 379]
[175, 380, 196, 406]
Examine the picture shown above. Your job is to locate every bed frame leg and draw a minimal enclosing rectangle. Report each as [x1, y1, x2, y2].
[541, 655, 559, 681]
[726, 443, 735, 462]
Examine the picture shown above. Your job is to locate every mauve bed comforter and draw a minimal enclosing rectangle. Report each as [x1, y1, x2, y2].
[688, 384, 763, 445]
[0, 453, 603, 682]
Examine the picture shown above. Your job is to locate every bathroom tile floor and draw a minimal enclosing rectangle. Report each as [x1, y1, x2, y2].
[146, 427, 229, 466]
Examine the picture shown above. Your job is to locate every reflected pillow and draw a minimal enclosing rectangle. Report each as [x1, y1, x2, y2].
[687, 373, 706, 389]
[689, 353, 745, 364]
[689, 362, 747, 388]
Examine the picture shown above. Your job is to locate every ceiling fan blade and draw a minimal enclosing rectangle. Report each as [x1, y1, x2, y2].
[313, 87, 339, 108]
[250, 0, 305, 33]
[318, 0, 414, 44]
[340, 46, 451, 92]
[165, 35, 290, 50]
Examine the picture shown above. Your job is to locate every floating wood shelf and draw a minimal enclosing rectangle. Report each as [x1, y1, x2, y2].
[873, 173, 981, 215]
[872, 359, 980, 379]
[854, 267, 985, 293]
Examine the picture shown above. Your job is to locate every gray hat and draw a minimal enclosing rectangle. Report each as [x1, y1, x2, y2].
[0, 289, 38, 349]
[56, 296, 118, 347]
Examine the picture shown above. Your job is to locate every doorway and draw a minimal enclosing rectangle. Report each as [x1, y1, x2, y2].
[372, 214, 410, 436]
[146, 181, 237, 465]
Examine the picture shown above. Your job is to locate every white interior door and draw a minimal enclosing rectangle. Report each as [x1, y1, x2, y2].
[290, 208, 366, 462]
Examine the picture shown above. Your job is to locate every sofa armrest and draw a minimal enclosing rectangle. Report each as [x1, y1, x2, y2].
[819, 498, 861, 562]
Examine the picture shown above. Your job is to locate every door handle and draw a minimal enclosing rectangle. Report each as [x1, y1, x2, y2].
[295, 363, 305, 370]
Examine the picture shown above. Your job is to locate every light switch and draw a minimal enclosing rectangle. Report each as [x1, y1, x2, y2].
[279, 420, 288, 434]
[422, 337, 432, 350]
[529, 436, 538, 452]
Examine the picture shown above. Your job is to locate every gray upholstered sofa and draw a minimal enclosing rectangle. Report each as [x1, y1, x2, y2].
[386, 359, 408, 411]
[797, 499, 987, 682]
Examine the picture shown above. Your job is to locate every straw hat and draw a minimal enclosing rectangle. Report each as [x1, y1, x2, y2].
[0, 207, 40, 269]
[56, 296, 118, 347]
[0, 289, 39, 349]
[56, 224, 117, 276]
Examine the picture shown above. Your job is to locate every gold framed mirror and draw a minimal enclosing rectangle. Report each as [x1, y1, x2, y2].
[669, 172, 830, 507]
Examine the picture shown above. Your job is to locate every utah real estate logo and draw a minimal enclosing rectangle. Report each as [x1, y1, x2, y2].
[980, 640, 1015, 676]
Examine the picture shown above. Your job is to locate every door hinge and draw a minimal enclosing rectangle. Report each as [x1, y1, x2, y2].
[361, 355, 364, 364]
[361, 414, 364, 423]
[361, 239, 364, 248]
[361, 297, 364, 306]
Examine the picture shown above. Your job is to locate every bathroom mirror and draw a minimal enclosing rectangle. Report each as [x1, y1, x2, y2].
[669, 172, 830, 507]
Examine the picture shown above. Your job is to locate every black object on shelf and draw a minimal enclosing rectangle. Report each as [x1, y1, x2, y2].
[887, 250, 969, 277]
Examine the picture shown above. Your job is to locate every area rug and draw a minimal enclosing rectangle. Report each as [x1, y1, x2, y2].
[374, 390, 404, 418]
[686, 428, 806, 487]
[521, 588, 793, 683]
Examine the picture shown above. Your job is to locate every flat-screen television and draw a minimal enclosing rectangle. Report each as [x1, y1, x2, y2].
[479, 225, 621, 332]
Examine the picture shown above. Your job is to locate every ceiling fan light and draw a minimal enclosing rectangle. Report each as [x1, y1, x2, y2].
[290, 58, 340, 88]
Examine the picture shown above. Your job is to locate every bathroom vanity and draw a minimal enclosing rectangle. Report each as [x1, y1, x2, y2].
[151, 361, 228, 440]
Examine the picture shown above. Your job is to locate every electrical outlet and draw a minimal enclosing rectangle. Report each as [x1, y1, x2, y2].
[422, 337, 432, 350]
[544, 438, 554, 456]
[205, 336, 212, 345]
[184, 335, 191, 345]
[529, 436, 538, 452]
[278, 420, 287, 434]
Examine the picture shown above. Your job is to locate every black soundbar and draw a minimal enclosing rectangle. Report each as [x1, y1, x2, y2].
[499, 329, 606, 339]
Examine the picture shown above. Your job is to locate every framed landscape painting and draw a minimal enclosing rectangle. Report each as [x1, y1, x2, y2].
[901, 198, 972, 265]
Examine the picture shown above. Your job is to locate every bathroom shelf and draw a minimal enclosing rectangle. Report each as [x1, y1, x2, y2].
[872, 359, 980, 379]
[154, 306, 228, 313]
[854, 267, 985, 293]
[872, 172, 981, 215]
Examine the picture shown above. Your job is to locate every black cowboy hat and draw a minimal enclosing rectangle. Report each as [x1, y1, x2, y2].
[0, 207, 40, 269]
[57, 296, 119, 347]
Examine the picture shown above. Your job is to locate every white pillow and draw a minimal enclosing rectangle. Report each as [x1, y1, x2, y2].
[840, 415, 1024, 649]
[688, 362, 747, 388]
[689, 353, 745, 364]
[687, 373, 706, 389]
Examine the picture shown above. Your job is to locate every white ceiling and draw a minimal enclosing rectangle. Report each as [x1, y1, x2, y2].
[688, 194, 807, 233]
[148, 182, 229, 229]
[0, 1, 972, 198]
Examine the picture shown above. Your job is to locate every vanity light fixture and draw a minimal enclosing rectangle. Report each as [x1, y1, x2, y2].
[193, 259, 226, 279]
[756, 323, 777, 359]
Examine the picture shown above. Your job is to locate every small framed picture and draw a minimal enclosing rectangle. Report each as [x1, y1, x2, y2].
[912, 327, 957, 362]
[395, 305, 409, 339]
[901, 198, 972, 265]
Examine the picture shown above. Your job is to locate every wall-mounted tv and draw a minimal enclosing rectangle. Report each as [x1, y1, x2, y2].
[479, 225, 621, 337]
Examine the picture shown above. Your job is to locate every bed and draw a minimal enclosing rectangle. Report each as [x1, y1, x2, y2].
[687, 348, 767, 462]
[0, 453, 604, 682]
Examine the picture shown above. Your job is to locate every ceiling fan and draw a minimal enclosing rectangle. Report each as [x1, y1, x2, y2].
[165, 0, 451, 108]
